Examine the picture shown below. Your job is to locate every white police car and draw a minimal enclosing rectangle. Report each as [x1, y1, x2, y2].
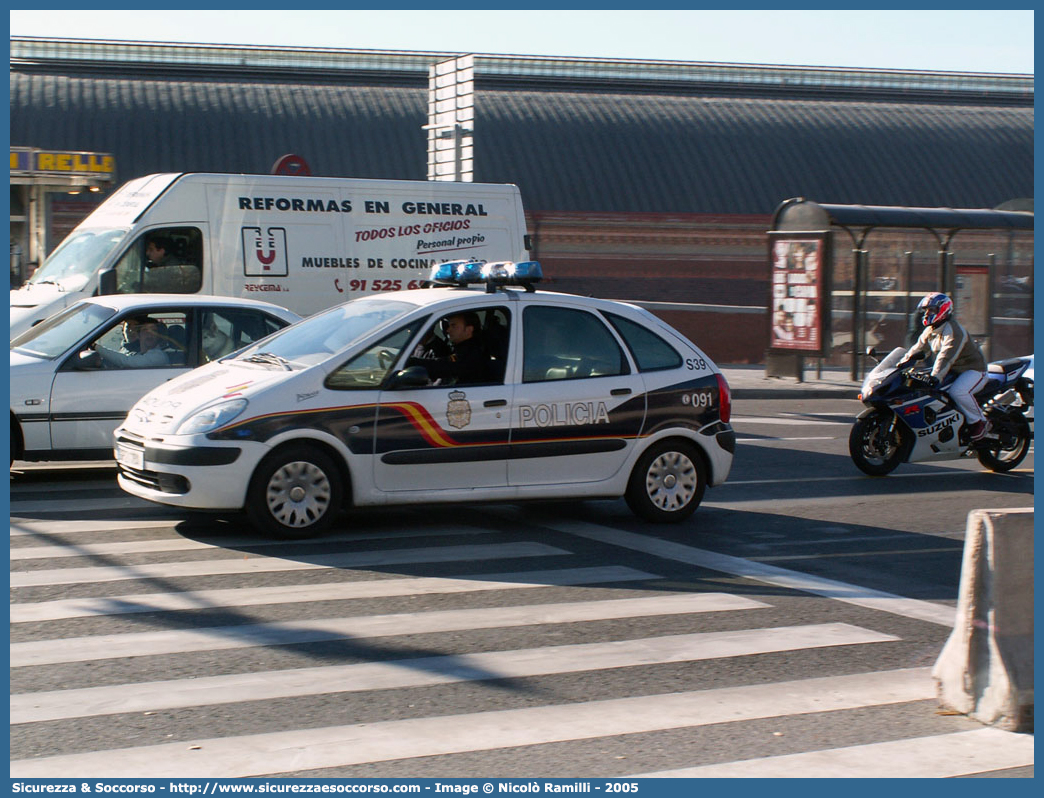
[115, 262, 734, 537]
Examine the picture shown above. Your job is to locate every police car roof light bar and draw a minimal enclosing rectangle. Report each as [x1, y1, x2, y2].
[427, 260, 543, 292]
[481, 261, 543, 292]
[427, 260, 485, 287]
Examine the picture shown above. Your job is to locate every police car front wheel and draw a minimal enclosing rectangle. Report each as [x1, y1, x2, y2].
[246, 444, 343, 538]
[626, 440, 706, 523]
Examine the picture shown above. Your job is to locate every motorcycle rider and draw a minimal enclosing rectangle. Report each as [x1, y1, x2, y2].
[898, 292, 990, 440]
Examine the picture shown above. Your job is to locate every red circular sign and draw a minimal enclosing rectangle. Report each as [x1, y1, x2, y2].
[271, 154, 311, 176]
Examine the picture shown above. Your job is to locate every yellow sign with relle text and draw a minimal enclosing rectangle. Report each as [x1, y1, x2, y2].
[10, 147, 115, 179]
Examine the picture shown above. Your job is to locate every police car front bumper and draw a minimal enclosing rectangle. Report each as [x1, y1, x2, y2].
[114, 427, 260, 510]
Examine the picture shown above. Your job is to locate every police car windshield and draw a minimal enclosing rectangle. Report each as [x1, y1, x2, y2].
[234, 298, 418, 367]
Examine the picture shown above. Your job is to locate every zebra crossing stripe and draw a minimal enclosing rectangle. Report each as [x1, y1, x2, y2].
[9, 667, 936, 778]
[632, 728, 1034, 778]
[10, 592, 767, 667]
[9, 523, 498, 556]
[9, 541, 568, 588]
[11, 519, 176, 536]
[541, 519, 957, 627]
[12, 623, 897, 723]
[10, 566, 656, 623]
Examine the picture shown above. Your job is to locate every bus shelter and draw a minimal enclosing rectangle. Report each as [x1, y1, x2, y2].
[767, 198, 1034, 381]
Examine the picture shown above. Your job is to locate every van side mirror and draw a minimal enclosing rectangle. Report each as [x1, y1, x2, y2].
[384, 366, 431, 390]
[98, 269, 117, 296]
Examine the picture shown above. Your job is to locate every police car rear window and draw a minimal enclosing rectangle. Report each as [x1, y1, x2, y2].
[604, 312, 682, 372]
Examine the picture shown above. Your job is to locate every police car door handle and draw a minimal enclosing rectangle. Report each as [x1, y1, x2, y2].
[610, 388, 632, 396]
[484, 399, 508, 407]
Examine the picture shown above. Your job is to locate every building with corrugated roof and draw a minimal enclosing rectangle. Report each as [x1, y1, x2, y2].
[9, 38, 1033, 362]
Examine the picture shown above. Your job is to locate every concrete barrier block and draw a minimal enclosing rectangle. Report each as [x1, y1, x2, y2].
[933, 508, 1034, 732]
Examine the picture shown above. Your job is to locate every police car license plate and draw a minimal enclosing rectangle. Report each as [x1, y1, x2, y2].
[115, 443, 144, 470]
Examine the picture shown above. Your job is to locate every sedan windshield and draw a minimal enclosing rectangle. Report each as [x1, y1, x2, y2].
[26, 228, 128, 290]
[10, 302, 117, 359]
[233, 298, 418, 368]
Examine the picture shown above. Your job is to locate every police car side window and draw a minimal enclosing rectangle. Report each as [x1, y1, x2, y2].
[325, 324, 420, 390]
[604, 312, 683, 372]
[522, 306, 627, 383]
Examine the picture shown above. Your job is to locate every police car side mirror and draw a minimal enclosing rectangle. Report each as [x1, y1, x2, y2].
[385, 366, 431, 390]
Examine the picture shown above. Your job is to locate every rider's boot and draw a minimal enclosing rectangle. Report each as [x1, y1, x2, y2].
[967, 419, 991, 441]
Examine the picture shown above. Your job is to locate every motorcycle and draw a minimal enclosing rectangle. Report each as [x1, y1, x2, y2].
[849, 347, 1033, 476]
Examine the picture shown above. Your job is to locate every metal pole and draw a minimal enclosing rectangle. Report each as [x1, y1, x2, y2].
[903, 251, 914, 346]
[985, 253, 996, 361]
[851, 248, 867, 382]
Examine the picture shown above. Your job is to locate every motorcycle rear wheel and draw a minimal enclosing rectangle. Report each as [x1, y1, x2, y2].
[849, 410, 908, 476]
[976, 413, 1031, 472]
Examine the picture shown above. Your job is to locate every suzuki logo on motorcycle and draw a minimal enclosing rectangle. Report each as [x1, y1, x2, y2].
[242, 227, 289, 277]
[917, 413, 959, 438]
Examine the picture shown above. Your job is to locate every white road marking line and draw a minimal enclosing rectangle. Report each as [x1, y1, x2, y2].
[10, 525, 497, 559]
[11, 565, 655, 623]
[737, 436, 837, 442]
[540, 519, 956, 627]
[8, 668, 935, 778]
[732, 416, 850, 426]
[723, 468, 1032, 486]
[633, 728, 1035, 778]
[9, 542, 566, 588]
[11, 519, 178, 537]
[10, 593, 766, 667]
[11, 623, 896, 723]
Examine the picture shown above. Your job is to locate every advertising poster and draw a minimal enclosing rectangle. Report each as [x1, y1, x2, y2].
[769, 235, 825, 353]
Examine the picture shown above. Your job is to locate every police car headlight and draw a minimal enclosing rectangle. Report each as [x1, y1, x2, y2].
[176, 398, 248, 435]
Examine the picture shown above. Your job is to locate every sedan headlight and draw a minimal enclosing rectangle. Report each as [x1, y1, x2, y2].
[175, 398, 248, 435]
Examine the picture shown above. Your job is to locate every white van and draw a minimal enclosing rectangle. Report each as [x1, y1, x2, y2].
[10, 173, 530, 338]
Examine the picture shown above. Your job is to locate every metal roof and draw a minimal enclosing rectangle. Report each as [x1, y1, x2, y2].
[773, 198, 1034, 233]
[9, 44, 1034, 215]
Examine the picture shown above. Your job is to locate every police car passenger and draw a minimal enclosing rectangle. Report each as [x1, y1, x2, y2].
[407, 311, 490, 385]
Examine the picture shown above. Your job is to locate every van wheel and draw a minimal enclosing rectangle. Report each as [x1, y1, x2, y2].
[625, 440, 706, 523]
[246, 444, 343, 538]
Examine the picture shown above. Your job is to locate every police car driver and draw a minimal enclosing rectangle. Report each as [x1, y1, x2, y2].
[407, 311, 490, 385]
[898, 292, 990, 440]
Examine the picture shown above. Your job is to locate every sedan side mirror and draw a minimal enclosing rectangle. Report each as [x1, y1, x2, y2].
[73, 349, 103, 370]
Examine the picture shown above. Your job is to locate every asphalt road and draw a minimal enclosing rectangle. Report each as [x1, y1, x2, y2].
[9, 397, 1035, 779]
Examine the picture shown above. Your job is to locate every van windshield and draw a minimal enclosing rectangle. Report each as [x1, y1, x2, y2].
[234, 298, 418, 367]
[27, 228, 128, 290]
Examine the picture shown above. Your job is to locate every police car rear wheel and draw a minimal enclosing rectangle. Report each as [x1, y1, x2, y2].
[246, 445, 343, 538]
[626, 440, 706, 523]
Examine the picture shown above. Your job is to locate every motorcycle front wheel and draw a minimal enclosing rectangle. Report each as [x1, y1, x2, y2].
[849, 410, 908, 476]
[976, 413, 1031, 473]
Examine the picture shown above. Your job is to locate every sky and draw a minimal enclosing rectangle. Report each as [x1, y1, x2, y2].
[8, 9, 1036, 74]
